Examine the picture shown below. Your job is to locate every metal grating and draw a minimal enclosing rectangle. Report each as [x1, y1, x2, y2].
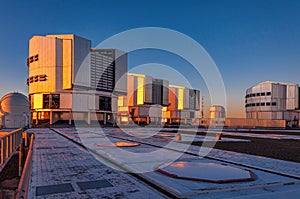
[36, 183, 74, 196]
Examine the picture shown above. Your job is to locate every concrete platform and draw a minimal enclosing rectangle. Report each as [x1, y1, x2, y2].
[27, 129, 165, 199]
[51, 127, 300, 198]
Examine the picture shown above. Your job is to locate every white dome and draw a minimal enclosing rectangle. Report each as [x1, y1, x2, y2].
[0, 92, 30, 114]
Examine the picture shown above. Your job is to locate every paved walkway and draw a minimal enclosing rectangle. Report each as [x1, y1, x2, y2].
[27, 128, 164, 199]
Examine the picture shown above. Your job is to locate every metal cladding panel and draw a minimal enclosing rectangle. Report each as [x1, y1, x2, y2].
[88, 94, 97, 110]
[284, 111, 300, 121]
[151, 78, 161, 105]
[272, 84, 286, 98]
[55, 40, 63, 92]
[261, 112, 272, 120]
[180, 110, 189, 118]
[111, 96, 118, 113]
[283, 111, 292, 120]
[168, 87, 177, 111]
[90, 49, 114, 91]
[162, 80, 169, 106]
[277, 112, 284, 120]
[74, 52, 91, 87]
[72, 93, 89, 112]
[151, 106, 162, 118]
[177, 87, 183, 110]
[138, 106, 150, 117]
[2, 114, 28, 129]
[195, 90, 200, 110]
[261, 82, 272, 91]
[136, 76, 145, 105]
[246, 87, 252, 95]
[252, 84, 260, 93]
[286, 84, 299, 110]
[278, 98, 286, 111]
[48, 35, 91, 88]
[144, 76, 153, 104]
[62, 39, 72, 90]
[127, 75, 135, 106]
[209, 105, 225, 119]
[119, 96, 128, 107]
[60, 93, 72, 109]
[114, 49, 128, 94]
[150, 78, 169, 106]
[33, 94, 43, 109]
[170, 110, 180, 118]
[29, 36, 62, 94]
[183, 88, 189, 109]
[96, 95, 100, 111]
[73, 36, 91, 87]
[188, 89, 200, 110]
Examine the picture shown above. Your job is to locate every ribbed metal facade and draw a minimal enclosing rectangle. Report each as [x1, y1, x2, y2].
[152, 78, 169, 106]
[90, 49, 115, 92]
[90, 49, 127, 94]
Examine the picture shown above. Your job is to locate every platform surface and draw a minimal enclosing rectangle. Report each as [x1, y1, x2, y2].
[27, 128, 164, 199]
[28, 128, 300, 198]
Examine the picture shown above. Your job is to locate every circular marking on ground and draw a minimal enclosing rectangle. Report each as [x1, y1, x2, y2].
[93, 142, 140, 148]
[115, 142, 141, 147]
[156, 161, 254, 183]
[154, 133, 175, 138]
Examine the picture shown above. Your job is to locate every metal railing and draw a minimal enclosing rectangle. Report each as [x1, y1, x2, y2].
[15, 133, 34, 199]
[0, 128, 22, 170]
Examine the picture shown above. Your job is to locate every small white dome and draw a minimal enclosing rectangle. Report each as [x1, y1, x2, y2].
[0, 92, 29, 114]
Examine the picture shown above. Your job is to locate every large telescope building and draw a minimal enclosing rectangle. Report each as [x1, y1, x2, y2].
[27, 34, 200, 127]
[167, 85, 200, 125]
[245, 81, 300, 126]
[117, 73, 169, 125]
[27, 34, 127, 125]
[117, 73, 201, 126]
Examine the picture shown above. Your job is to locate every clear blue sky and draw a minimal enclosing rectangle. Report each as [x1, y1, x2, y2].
[0, 0, 299, 117]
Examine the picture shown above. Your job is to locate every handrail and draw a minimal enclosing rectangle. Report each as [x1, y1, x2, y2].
[0, 128, 22, 170]
[15, 133, 34, 199]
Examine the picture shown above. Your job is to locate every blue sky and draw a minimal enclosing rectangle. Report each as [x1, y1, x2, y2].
[0, 0, 299, 117]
